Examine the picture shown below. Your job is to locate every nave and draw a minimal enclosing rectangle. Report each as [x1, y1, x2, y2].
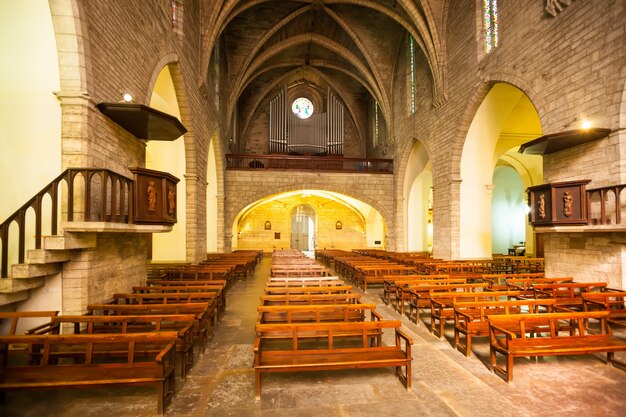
[2, 257, 625, 417]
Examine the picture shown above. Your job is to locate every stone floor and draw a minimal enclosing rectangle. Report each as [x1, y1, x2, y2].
[2, 258, 625, 417]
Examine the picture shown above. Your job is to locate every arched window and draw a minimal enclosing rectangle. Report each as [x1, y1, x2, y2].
[409, 35, 415, 113]
[484, 0, 499, 54]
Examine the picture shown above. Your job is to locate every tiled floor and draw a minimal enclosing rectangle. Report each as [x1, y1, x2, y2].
[2, 258, 625, 417]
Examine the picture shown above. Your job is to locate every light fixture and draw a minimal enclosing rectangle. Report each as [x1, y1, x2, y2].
[122, 93, 134, 103]
[581, 119, 592, 129]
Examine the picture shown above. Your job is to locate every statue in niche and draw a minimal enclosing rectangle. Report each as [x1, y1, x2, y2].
[538, 193, 546, 219]
[563, 191, 574, 217]
[167, 185, 176, 215]
[147, 181, 157, 212]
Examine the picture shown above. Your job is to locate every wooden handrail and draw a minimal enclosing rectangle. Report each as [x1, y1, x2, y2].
[1, 168, 134, 277]
[226, 154, 393, 174]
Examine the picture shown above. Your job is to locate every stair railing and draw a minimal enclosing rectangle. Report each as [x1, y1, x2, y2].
[1, 168, 134, 277]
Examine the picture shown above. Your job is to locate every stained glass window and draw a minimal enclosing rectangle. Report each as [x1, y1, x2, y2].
[484, 0, 498, 54]
[409, 35, 416, 113]
[374, 102, 379, 146]
[292, 97, 314, 119]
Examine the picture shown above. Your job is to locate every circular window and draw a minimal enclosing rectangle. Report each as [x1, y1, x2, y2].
[291, 97, 314, 119]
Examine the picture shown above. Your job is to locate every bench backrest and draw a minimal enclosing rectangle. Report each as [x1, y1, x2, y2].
[255, 320, 401, 350]
[487, 311, 611, 338]
[111, 292, 217, 305]
[87, 302, 210, 317]
[0, 311, 59, 336]
[28, 314, 196, 336]
[260, 292, 362, 305]
[257, 303, 379, 323]
[453, 299, 557, 321]
[0, 332, 178, 365]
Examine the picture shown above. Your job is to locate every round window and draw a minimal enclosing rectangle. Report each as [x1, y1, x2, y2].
[291, 97, 314, 119]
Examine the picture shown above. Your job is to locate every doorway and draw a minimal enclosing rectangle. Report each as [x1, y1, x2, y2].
[290, 205, 316, 251]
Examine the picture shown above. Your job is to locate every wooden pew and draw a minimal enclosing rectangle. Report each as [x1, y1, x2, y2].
[430, 291, 521, 338]
[582, 291, 626, 324]
[532, 282, 608, 309]
[0, 332, 177, 414]
[86, 303, 212, 352]
[0, 311, 59, 335]
[257, 303, 380, 324]
[504, 276, 574, 296]
[488, 311, 626, 383]
[381, 274, 449, 306]
[262, 285, 353, 296]
[406, 283, 491, 324]
[131, 285, 226, 317]
[393, 278, 468, 315]
[253, 320, 412, 400]
[481, 273, 545, 290]
[260, 293, 362, 306]
[26, 314, 195, 379]
[453, 299, 557, 356]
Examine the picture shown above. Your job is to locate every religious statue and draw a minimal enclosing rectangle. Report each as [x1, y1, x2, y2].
[167, 185, 176, 215]
[538, 193, 546, 219]
[147, 181, 157, 212]
[563, 190, 573, 217]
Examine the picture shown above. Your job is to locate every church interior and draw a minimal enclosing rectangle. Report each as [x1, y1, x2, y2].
[1, 1, 626, 416]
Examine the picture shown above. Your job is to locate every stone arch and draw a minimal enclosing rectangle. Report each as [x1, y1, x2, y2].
[450, 73, 541, 176]
[394, 137, 433, 252]
[457, 79, 542, 258]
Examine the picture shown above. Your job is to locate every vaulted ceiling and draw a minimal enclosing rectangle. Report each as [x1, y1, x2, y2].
[200, 0, 445, 151]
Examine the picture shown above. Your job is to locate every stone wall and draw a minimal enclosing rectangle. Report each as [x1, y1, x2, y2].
[388, 1, 626, 264]
[224, 170, 394, 251]
[62, 233, 147, 315]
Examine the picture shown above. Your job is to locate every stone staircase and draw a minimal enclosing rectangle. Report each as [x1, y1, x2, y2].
[0, 233, 96, 307]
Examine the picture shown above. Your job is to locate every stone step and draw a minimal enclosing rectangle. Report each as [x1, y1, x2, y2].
[43, 233, 96, 251]
[0, 289, 31, 306]
[28, 249, 71, 264]
[11, 263, 62, 279]
[0, 276, 46, 293]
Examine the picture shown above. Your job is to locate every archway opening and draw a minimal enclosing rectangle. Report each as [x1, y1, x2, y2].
[403, 140, 432, 253]
[290, 204, 316, 251]
[147, 65, 186, 261]
[231, 190, 385, 253]
[460, 83, 543, 258]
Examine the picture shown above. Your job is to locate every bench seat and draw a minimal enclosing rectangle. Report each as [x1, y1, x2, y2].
[254, 321, 412, 400]
[488, 311, 626, 382]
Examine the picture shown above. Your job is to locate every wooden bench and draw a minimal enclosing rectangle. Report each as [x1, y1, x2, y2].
[0, 311, 59, 335]
[253, 320, 412, 399]
[406, 283, 491, 324]
[260, 293, 362, 306]
[265, 280, 346, 288]
[393, 278, 469, 316]
[257, 303, 380, 324]
[26, 314, 195, 379]
[381, 274, 449, 306]
[262, 285, 353, 295]
[86, 303, 212, 351]
[109, 292, 219, 328]
[268, 276, 340, 283]
[481, 273, 545, 290]
[582, 291, 626, 324]
[0, 332, 177, 414]
[453, 299, 557, 356]
[430, 291, 521, 338]
[131, 285, 226, 316]
[533, 282, 608, 309]
[488, 311, 626, 382]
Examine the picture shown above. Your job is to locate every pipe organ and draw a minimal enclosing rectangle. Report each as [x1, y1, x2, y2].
[269, 87, 344, 155]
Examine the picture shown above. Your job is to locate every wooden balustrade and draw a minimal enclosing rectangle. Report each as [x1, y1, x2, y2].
[226, 154, 393, 174]
[586, 184, 626, 225]
[1, 168, 134, 277]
